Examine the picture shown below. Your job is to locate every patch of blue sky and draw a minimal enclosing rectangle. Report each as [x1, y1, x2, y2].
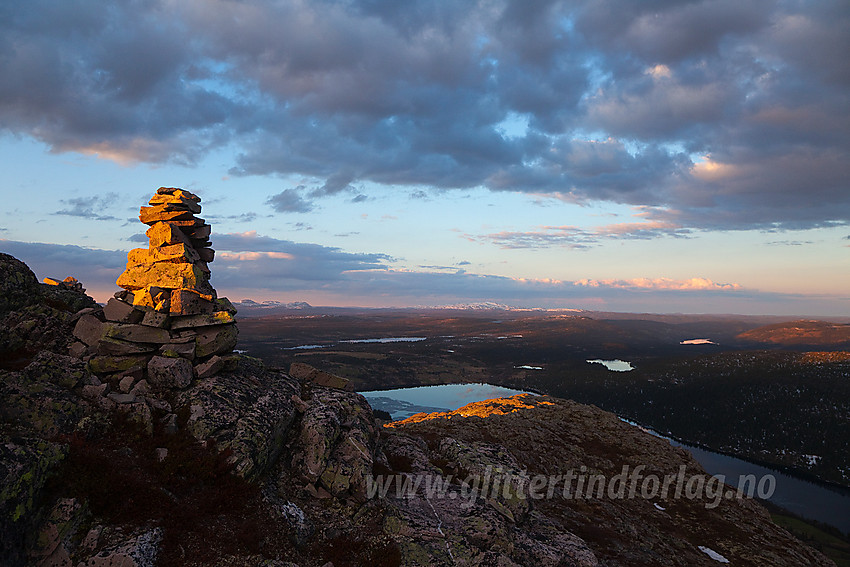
[495, 111, 530, 139]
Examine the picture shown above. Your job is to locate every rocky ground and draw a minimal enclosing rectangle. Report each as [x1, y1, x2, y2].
[0, 252, 835, 566]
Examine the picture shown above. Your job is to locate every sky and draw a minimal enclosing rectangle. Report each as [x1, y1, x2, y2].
[1, 0, 848, 315]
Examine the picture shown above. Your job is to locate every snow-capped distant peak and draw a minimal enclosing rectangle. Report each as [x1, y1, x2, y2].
[433, 302, 514, 310]
[235, 299, 312, 309]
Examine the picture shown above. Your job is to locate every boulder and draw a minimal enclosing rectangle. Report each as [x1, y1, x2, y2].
[145, 222, 191, 248]
[215, 297, 237, 314]
[127, 243, 201, 264]
[0, 253, 41, 315]
[158, 341, 196, 360]
[169, 289, 215, 315]
[194, 355, 223, 379]
[170, 311, 235, 330]
[103, 297, 142, 323]
[193, 323, 238, 358]
[138, 206, 195, 224]
[156, 186, 200, 201]
[187, 224, 211, 239]
[88, 355, 149, 375]
[101, 322, 170, 344]
[131, 286, 170, 312]
[40, 284, 98, 314]
[28, 497, 88, 567]
[96, 337, 158, 356]
[147, 356, 193, 389]
[73, 314, 105, 347]
[148, 194, 202, 213]
[140, 310, 170, 328]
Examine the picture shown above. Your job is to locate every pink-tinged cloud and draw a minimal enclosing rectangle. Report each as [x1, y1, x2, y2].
[217, 251, 294, 261]
[575, 277, 741, 291]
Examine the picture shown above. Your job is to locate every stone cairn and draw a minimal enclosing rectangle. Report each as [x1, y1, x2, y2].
[71, 187, 237, 405]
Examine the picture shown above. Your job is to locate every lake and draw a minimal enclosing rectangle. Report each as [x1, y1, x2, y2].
[586, 359, 634, 371]
[361, 383, 850, 536]
[360, 383, 531, 420]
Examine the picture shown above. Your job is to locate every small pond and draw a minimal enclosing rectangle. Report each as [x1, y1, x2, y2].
[586, 359, 634, 371]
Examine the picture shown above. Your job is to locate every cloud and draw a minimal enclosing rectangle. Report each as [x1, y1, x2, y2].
[1, 0, 848, 230]
[474, 220, 690, 249]
[208, 212, 261, 223]
[54, 194, 122, 221]
[574, 277, 741, 291]
[765, 240, 814, 247]
[266, 188, 315, 213]
[210, 230, 391, 287]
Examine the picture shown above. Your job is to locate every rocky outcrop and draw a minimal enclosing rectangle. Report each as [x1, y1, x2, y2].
[177, 356, 299, 479]
[0, 253, 43, 316]
[289, 385, 379, 502]
[381, 395, 833, 566]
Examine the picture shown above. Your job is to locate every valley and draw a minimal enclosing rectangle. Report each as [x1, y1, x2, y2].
[236, 306, 850, 491]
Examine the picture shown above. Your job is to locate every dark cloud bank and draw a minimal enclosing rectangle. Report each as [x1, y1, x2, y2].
[1, 0, 848, 232]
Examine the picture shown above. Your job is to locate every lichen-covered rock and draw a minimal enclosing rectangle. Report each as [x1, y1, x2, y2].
[291, 386, 379, 501]
[88, 355, 149, 375]
[40, 284, 99, 314]
[0, 252, 42, 316]
[0, 438, 69, 565]
[437, 437, 531, 524]
[1, 352, 92, 437]
[1, 274, 96, 371]
[77, 527, 162, 567]
[147, 355, 193, 389]
[177, 356, 298, 479]
[192, 323, 238, 358]
[28, 497, 89, 566]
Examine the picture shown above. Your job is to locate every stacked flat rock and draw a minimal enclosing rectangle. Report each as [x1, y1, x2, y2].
[70, 187, 237, 391]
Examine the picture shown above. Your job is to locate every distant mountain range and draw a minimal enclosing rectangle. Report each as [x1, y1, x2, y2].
[235, 299, 313, 310]
[234, 299, 588, 313]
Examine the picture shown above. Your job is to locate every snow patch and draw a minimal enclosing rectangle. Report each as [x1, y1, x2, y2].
[698, 546, 730, 563]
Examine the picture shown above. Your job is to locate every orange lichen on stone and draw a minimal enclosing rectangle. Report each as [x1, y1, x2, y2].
[385, 394, 553, 427]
